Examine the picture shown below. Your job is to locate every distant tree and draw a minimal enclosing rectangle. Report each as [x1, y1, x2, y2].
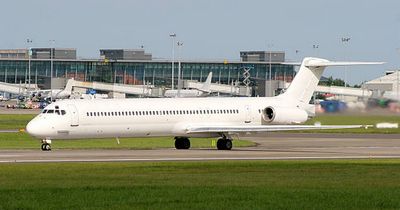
[319, 76, 345, 86]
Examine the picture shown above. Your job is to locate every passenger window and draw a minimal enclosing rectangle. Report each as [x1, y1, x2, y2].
[55, 110, 60, 115]
[61, 110, 66, 115]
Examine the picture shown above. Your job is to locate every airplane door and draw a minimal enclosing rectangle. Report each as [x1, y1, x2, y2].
[244, 105, 251, 123]
[68, 104, 79, 126]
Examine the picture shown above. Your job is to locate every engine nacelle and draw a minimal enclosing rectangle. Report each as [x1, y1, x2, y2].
[262, 106, 308, 124]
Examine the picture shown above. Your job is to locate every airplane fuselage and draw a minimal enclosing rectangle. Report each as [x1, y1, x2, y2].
[26, 96, 303, 140]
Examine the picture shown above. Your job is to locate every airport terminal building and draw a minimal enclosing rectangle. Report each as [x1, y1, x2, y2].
[0, 48, 295, 96]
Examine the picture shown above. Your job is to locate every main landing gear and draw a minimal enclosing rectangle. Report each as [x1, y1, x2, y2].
[174, 136, 233, 150]
[41, 139, 52, 151]
[175, 137, 191, 149]
[217, 138, 232, 150]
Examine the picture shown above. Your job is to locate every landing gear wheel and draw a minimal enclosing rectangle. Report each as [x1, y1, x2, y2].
[175, 137, 191, 149]
[41, 143, 51, 151]
[217, 138, 233, 150]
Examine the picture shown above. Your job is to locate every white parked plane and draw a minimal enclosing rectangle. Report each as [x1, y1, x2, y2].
[29, 80, 73, 101]
[0, 80, 72, 101]
[164, 72, 213, 98]
[26, 57, 382, 151]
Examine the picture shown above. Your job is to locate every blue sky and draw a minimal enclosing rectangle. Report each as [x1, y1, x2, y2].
[1, 0, 399, 84]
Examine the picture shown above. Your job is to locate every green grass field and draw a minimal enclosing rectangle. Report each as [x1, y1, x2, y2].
[0, 114, 35, 130]
[1, 160, 400, 209]
[0, 132, 254, 149]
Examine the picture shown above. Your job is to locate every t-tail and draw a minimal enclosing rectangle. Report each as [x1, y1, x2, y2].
[198, 72, 213, 92]
[278, 57, 384, 106]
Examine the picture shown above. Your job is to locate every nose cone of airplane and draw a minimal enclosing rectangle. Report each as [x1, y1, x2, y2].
[26, 119, 47, 138]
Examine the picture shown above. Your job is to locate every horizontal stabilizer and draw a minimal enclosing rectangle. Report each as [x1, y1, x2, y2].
[305, 61, 384, 67]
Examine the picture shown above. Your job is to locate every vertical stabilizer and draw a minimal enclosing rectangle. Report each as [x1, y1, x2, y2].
[199, 72, 213, 92]
[279, 57, 383, 104]
[280, 57, 328, 104]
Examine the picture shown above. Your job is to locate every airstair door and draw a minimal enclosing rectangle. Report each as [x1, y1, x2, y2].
[244, 105, 251, 123]
[68, 104, 79, 127]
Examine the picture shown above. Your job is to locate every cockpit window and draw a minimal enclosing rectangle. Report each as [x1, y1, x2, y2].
[42, 109, 48, 113]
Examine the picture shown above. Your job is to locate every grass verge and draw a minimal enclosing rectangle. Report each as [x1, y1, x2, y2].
[0, 132, 255, 149]
[1, 159, 400, 209]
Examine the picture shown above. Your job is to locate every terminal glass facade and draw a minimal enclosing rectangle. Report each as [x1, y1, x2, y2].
[0, 59, 295, 90]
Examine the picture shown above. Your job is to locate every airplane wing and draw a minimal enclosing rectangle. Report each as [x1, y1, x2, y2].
[186, 124, 364, 134]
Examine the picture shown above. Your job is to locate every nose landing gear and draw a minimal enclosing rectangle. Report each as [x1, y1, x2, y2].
[41, 139, 52, 151]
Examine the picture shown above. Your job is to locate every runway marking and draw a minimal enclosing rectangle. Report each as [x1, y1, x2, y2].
[0, 155, 22, 157]
[2, 155, 400, 163]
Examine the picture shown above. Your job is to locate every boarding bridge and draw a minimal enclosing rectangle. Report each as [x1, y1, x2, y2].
[0, 82, 38, 95]
[315, 85, 372, 98]
[185, 80, 251, 96]
[68, 79, 161, 97]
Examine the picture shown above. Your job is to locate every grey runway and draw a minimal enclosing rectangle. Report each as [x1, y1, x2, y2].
[1, 133, 400, 163]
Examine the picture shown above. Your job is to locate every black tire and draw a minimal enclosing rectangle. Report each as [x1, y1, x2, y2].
[41, 144, 46, 151]
[182, 138, 190, 149]
[217, 139, 233, 150]
[174, 138, 182, 149]
[175, 137, 190, 149]
[217, 138, 225, 150]
[225, 139, 233, 150]
[45, 144, 51, 151]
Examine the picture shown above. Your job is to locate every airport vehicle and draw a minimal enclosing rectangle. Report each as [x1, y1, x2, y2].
[164, 72, 213, 97]
[26, 57, 382, 151]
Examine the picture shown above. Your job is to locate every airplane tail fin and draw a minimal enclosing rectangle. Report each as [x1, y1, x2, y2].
[64, 78, 75, 93]
[279, 57, 383, 104]
[199, 72, 213, 92]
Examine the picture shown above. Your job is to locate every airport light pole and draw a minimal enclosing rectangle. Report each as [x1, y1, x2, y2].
[177, 41, 183, 97]
[49, 39, 55, 102]
[27, 39, 33, 89]
[169, 33, 176, 90]
[341, 37, 351, 87]
[267, 44, 273, 96]
[49, 40, 55, 80]
[396, 48, 400, 101]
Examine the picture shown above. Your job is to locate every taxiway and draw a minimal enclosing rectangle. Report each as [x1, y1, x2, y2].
[0, 133, 399, 163]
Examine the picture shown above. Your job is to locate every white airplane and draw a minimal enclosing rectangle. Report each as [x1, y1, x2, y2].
[164, 72, 213, 98]
[29, 80, 74, 101]
[26, 57, 382, 151]
[0, 80, 72, 101]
